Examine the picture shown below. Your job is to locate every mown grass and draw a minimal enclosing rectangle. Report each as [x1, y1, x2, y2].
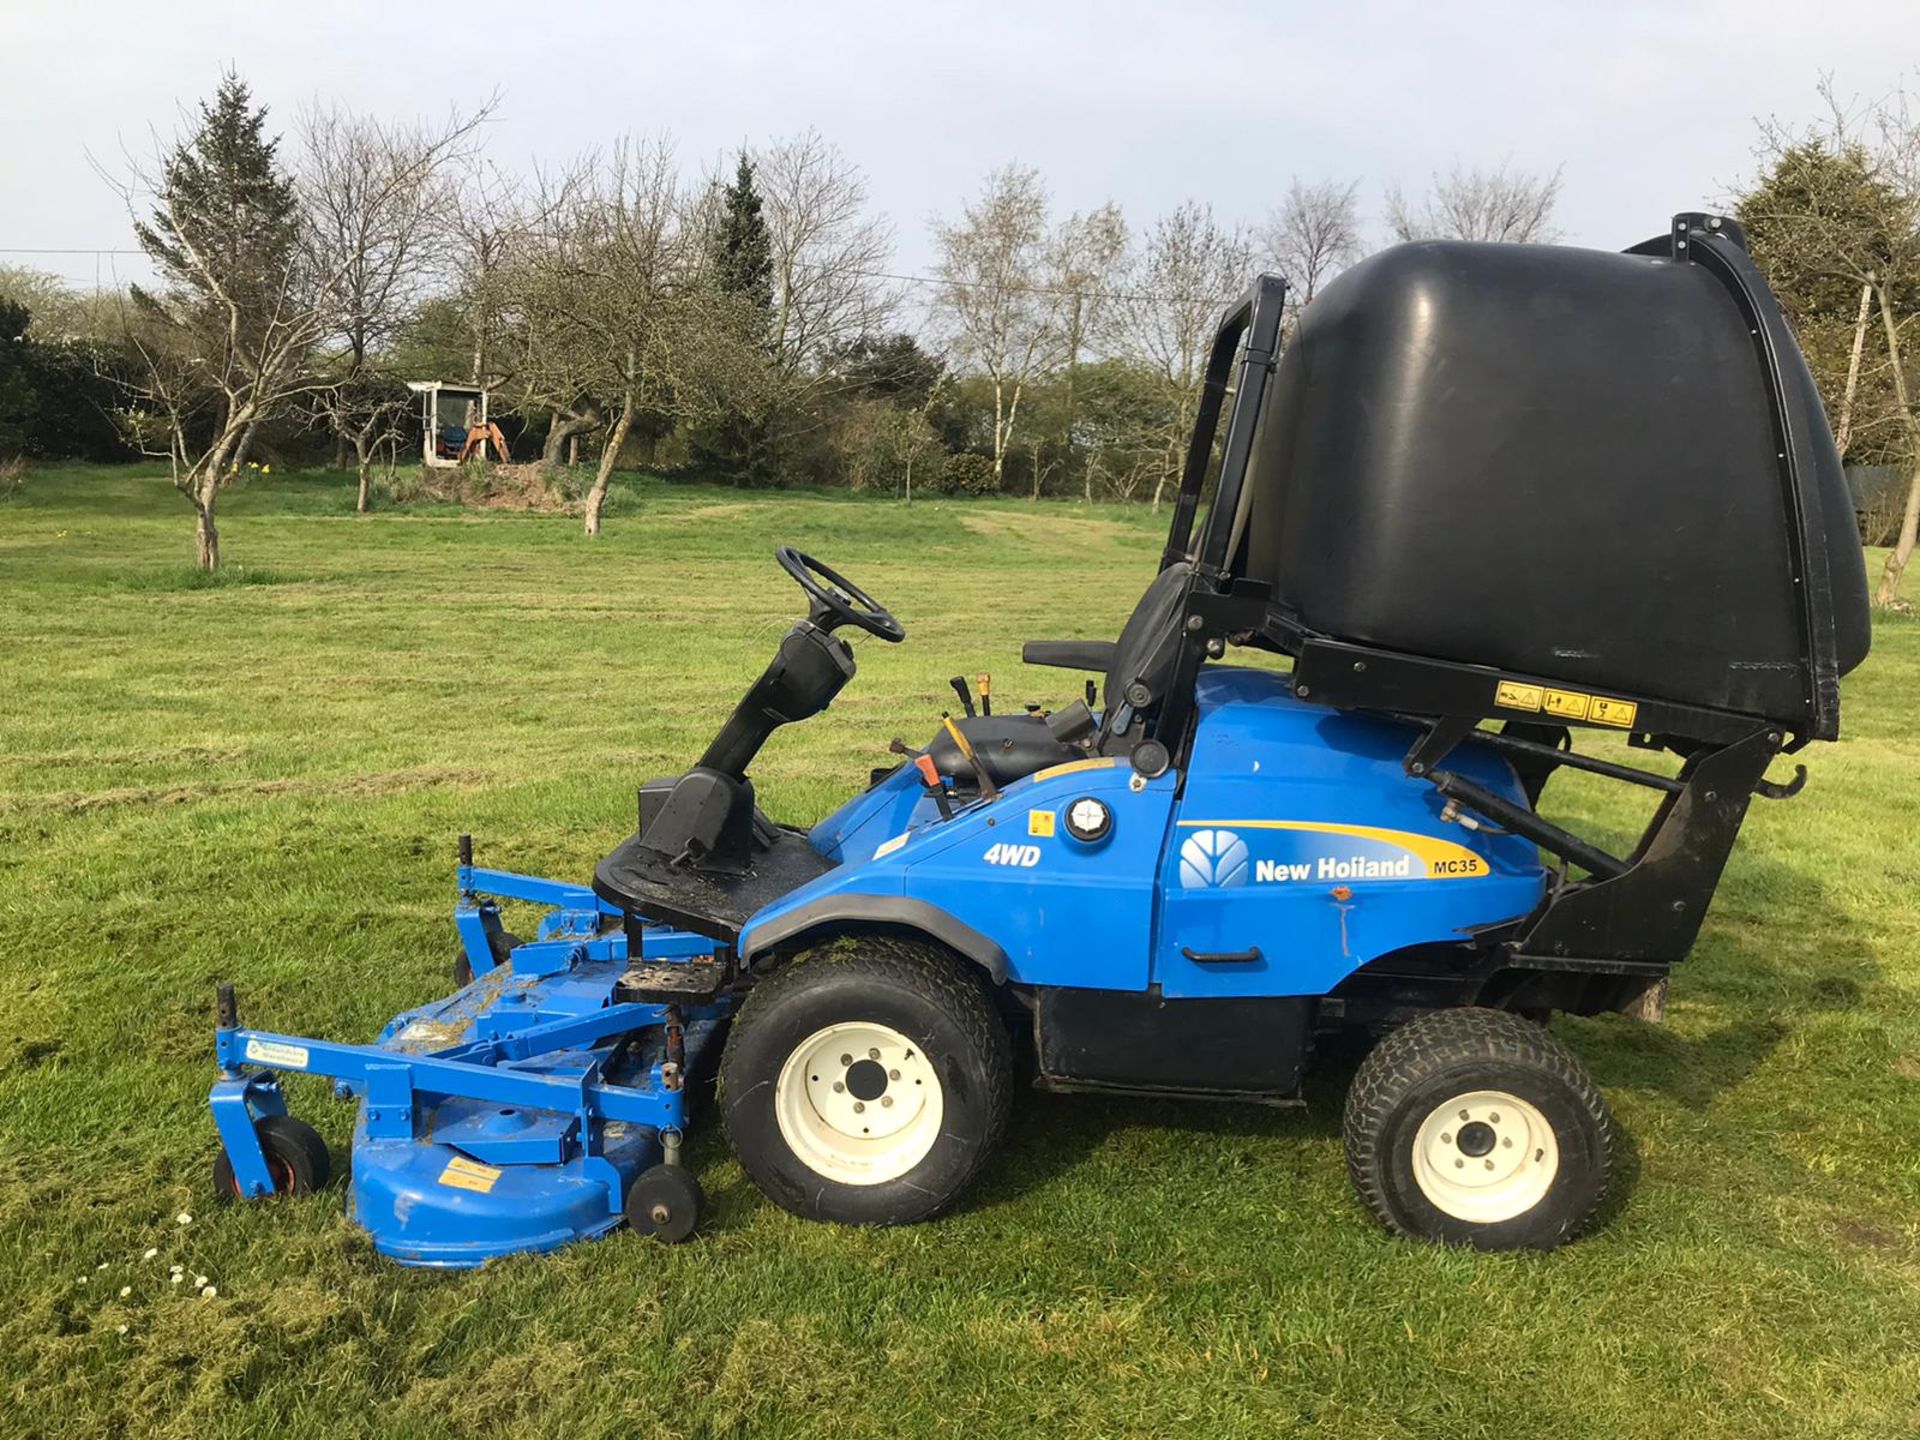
[1, 463, 1917, 1440]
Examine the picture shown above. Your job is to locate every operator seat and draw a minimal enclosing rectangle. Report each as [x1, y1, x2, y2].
[924, 561, 1192, 788]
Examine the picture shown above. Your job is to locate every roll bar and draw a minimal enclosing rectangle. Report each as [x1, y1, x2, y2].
[1158, 274, 1288, 577]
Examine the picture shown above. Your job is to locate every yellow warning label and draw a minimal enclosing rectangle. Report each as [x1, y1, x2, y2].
[1495, 681, 1543, 712]
[1589, 697, 1639, 728]
[1027, 809, 1056, 838]
[1543, 689, 1590, 721]
[438, 1156, 503, 1194]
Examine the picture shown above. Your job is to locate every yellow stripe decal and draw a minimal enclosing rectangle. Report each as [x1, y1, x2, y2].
[1031, 756, 1119, 783]
[1176, 819, 1488, 878]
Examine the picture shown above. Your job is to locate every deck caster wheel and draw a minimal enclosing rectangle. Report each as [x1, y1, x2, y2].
[626, 1163, 704, 1243]
[454, 930, 521, 988]
[213, 1115, 332, 1202]
[1343, 1007, 1612, 1251]
[720, 938, 1012, 1226]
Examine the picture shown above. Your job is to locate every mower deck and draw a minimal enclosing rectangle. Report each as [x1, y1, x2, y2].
[210, 861, 731, 1267]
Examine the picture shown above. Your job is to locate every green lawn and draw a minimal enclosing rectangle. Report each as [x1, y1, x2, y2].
[1, 464, 1917, 1440]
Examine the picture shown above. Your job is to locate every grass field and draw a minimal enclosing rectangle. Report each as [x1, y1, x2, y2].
[2, 464, 1918, 1440]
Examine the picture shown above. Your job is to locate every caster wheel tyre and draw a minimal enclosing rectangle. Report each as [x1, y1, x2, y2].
[626, 1163, 704, 1243]
[1343, 1007, 1612, 1251]
[454, 929, 521, 988]
[213, 1115, 332, 1201]
[720, 939, 1012, 1226]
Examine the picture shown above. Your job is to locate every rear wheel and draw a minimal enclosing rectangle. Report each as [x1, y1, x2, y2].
[721, 939, 1011, 1225]
[1343, 1007, 1612, 1251]
[213, 1115, 332, 1201]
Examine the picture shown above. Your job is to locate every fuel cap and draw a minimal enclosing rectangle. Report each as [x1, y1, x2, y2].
[1064, 796, 1112, 842]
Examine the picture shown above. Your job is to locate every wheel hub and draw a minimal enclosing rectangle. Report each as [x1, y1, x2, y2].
[1410, 1089, 1559, 1224]
[775, 1021, 944, 1185]
[844, 1058, 889, 1101]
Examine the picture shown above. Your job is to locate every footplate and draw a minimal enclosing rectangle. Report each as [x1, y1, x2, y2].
[614, 960, 732, 1005]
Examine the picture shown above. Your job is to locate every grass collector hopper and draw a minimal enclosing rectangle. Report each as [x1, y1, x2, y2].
[211, 213, 1869, 1260]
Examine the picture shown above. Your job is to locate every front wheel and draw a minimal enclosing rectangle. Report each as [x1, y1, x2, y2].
[213, 1115, 332, 1201]
[1343, 1007, 1613, 1251]
[720, 939, 1011, 1225]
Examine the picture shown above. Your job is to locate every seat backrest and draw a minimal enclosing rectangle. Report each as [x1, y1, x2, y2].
[1104, 561, 1192, 713]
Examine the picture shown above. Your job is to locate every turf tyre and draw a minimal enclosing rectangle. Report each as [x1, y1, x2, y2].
[721, 938, 1012, 1225]
[1343, 1006, 1612, 1251]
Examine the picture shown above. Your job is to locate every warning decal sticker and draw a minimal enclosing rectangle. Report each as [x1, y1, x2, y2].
[1588, 697, 1638, 728]
[1494, 681, 1543, 712]
[1496, 679, 1637, 730]
[1027, 809, 1056, 838]
[1542, 689, 1590, 720]
[439, 1156, 504, 1194]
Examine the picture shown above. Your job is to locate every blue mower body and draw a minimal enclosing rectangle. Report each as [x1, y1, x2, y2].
[774, 668, 1544, 997]
[210, 667, 1541, 1265]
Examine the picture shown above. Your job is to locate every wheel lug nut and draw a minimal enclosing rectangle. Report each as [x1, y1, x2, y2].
[832, 1082, 845, 1093]
[1484, 1160, 1495, 1170]
[889, 1068, 901, 1081]
[881, 1096, 893, 1108]
[840, 1054, 852, 1066]
[869, 1048, 881, 1061]
[853, 1101, 865, 1113]
[1454, 1158, 1465, 1169]
[1489, 1112, 1501, 1124]
[1458, 1110, 1470, 1122]
[1502, 1137, 1513, 1148]
[1440, 1132, 1452, 1145]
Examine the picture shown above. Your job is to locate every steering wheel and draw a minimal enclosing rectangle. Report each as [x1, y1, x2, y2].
[776, 546, 906, 643]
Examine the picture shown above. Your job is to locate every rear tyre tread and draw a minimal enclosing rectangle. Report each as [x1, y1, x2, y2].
[1343, 1006, 1612, 1250]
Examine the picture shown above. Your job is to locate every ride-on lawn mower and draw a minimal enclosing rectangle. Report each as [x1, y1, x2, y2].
[211, 214, 1869, 1259]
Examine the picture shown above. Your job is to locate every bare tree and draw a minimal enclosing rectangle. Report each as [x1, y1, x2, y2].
[1046, 203, 1128, 500]
[756, 131, 896, 374]
[522, 139, 767, 535]
[1386, 162, 1563, 243]
[930, 165, 1060, 490]
[443, 159, 526, 386]
[298, 98, 492, 511]
[1120, 200, 1252, 509]
[1262, 177, 1364, 316]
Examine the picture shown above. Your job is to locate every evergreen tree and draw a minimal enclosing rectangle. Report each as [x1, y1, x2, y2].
[709, 151, 773, 319]
[691, 151, 779, 483]
[133, 72, 299, 332]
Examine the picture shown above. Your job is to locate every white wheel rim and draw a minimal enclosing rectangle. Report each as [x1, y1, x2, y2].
[1410, 1089, 1559, 1224]
[774, 1021, 944, 1186]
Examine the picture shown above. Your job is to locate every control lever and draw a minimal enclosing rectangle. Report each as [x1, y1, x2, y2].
[912, 752, 955, 820]
[977, 673, 992, 717]
[1084, 679, 1097, 708]
[940, 713, 1000, 800]
[948, 676, 976, 718]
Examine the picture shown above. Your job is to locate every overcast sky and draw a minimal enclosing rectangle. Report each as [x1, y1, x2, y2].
[3, 0, 1918, 294]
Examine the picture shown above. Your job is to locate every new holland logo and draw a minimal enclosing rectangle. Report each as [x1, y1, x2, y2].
[1179, 828, 1249, 888]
